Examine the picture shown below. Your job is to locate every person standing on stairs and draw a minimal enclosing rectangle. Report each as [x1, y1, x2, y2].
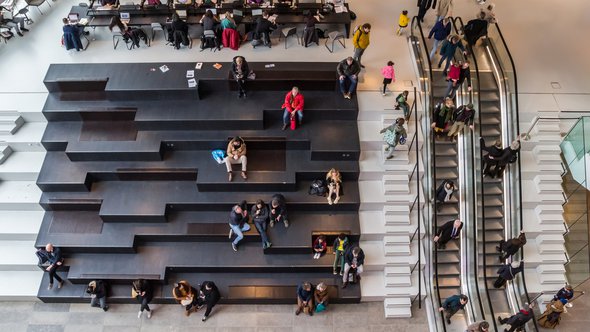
[251, 199, 272, 249]
[481, 137, 503, 177]
[428, 17, 451, 61]
[435, 0, 453, 22]
[435, 179, 456, 212]
[498, 302, 535, 332]
[493, 260, 524, 288]
[445, 61, 471, 99]
[497, 231, 526, 261]
[433, 219, 463, 249]
[438, 294, 468, 324]
[380, 117, 407, 160]
[467, 321, 490, 332]
[447, 103, 475, 142]
[438, 35, 467, 76]
[352, 23, 371, 69]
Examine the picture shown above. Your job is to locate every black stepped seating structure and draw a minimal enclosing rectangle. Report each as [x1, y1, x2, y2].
[36, 62, 362, 304]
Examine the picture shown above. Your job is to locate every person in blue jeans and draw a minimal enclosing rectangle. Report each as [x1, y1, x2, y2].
[251, 199, 272, 249]
[438, 35, 466, 76]
[336, 56, 361, 99]
[428, 17, 451, 61]
[229, 201, 250, 252]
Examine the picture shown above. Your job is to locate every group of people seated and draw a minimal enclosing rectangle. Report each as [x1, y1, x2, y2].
[0, 5, 29, 40]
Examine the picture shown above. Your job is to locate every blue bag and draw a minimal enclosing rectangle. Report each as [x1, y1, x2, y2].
[315, 303, 326, 313]
[212, 149, 226, 164]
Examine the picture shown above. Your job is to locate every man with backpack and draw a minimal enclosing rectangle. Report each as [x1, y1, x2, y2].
[352, 23, 371, 68]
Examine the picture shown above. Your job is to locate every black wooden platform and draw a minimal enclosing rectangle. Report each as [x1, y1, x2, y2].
[36, 62, 362, 304]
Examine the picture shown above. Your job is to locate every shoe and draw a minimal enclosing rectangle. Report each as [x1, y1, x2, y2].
[384, 146, 390, 151]
[263, 242, 268, 249]
[103, 306, 109, 312]
[228, 172, 233, 181]
[242, 92, 247, 98]
[356, 275, 361, 281]
[339, 271, 343, 276]
[147, 311, 152, 319]
[344, 93, 351, 100]
[308, 310, 313, 316]
[48, 283, 53, 290]
[495, 246, 501, 252]
[185, 309, 191, 317]
[386, 155, 394, 160]
[328, 198, 333, 205]
[232, 243, 238, 252]
[282, 124, 288, 130]
[229, 228, 233, 239]
[241, 171, 247, 179]
[333, 270, 337, 275]
[284, 219, 289, 228]
[17, 32, 23, 37]
[497, 316, 502, 323]
[202, 315, 207, 321]
[266, 241, 272, 248]
[438, 63, 442, 69]
[270, 220, 275, 228]
[382, 93, 386, 96]
[343, 93, 347, 99]
[334, 197, 340, 204]
[295, 308, 302, 315]
[360, 64, 365, 68]
[342, 282, 348, 289]
[21, 28, 29, 32]
[446, 318, 451, 324]
[138, 311, 142, 318]
[442, 71, 447, 76]
[58, 281, 63, 289]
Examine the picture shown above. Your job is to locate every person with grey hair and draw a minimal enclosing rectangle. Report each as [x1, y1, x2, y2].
[36, 243, 64, 290]
[494, 260, 524, 288]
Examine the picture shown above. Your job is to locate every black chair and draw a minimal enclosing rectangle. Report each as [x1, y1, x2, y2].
[24, 0, 50, 15]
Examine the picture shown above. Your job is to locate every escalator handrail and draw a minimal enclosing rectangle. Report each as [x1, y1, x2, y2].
[453, 16, 496, 331]
[487, 22, 539, 332]
[411, 15, 446, 332]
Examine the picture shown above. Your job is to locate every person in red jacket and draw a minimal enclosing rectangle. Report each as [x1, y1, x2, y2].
[282, 86, 305, 130]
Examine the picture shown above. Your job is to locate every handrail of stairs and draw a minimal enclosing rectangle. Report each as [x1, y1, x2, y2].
[520, 116, 581, 141]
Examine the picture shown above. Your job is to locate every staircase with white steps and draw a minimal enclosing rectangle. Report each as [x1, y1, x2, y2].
[0, 93, 48, 300]
[519, 118, 567, 296]
[357, 91, 426, 318]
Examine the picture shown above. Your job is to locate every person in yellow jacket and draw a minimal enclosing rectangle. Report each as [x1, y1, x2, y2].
[396, 10, 409, 36]
[352, 23, 371, 68]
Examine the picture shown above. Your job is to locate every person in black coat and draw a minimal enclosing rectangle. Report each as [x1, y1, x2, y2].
[498, 303, 534, 332]
[463, 11, 489, 49]
[87, 280, 109, 311]
[269, 193, 289, 228]
[497, 231, 526, 260]
[434, 219, 463, 249]
[37, 243, 65, 290]
[417, 0, 435, 23]
[133, 279, 153, 318]
[254, 11, 277, 46]
[492, 140, 520, 177]
[481, 137, 503, 177]
[231, 55, 249, 98]
[435, 179, 456, 212]
[342, 246, 365, 288]
[494, 261, 524, 288]
[197, 281, 220, 321]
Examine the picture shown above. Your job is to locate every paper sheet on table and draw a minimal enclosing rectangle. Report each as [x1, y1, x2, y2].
[187, 78, 197, 87]
[159, 65, 169, 73]
[186, 70, 194, 78]
[335, 5, 347, 13]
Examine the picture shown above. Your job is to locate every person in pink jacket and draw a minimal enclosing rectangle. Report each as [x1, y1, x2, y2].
[282, 86, 305, 130]
[380, 61, 396, 96]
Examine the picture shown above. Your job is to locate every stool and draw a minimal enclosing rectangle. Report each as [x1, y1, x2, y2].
[325, 31, 345, 53]
[279, 26, 298, 49]
[151, 23, 164, 41]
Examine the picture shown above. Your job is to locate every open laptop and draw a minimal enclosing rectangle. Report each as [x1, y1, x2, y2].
[68, 13, 80, 24]
[251, 8, 263, 18]
[120, 12, 131, 24]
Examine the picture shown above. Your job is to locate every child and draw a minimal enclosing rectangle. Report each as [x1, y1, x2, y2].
[312, 235, 327, 259]
[380, 118, 407, 160]
[395, 90, 410, 120]
[396, 10, 409, 36]
[380, 61, 396, 96]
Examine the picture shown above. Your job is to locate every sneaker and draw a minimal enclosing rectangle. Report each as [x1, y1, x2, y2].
[342, 282, 348, 289]
[202, 315, 207, 321]
[360, 64, 365, 68]
[58, 281, 64, 289]
[334, 197, 340, 204]
[138, 311, 142, 318]
[295, 308, 302, 315]
[313, 253, 318, 259]
[269, 220, 275, 228]
[356, 275, 361, 281]
[386, 155, 394, 160]
[229, 228, 233, 239]
[382, 93, 386, 96]
[339, 271, 343, 276]
[263, 242, 268, 249]
[241, 171, 247, 180]
[266, 241, 272, 248]
[495, 246, 501, 252]
[21, 28, 29, 32]
[284, 219, 289, 228]
[282, 124, 288, 130]
[328, 198, 333, 205]
[48, 283, 53, 290]
[384, 146, 390, 151]
[147, 311, 152, 319]
[228, 172, 233, 181]
[103, 306, 109, 312]
[185, 309, 191, 316]
[242, 92, 247, 98]
[308, 310, 313, 316]
[17, 32, 23, 37]
[232, 243, 238, 252]
[333, 270, 337, 275]
[446, 318, 451, 324]
[344, 93, 351, 100]
[343, 93, 347, 99]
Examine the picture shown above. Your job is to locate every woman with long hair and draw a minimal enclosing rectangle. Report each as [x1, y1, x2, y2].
[326, 168, 342, 205]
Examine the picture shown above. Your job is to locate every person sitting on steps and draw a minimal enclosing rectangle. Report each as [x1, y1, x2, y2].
[333, 233, 349, 275]
[281, 86, 305, 130]
[337, 56, 361, 100]
[228, 201, 250, 251]
[326, 168, 342, 205]
[224, 136, 247, 181]
[342, 246, 364, 288]
[269, 193, 289, 228]
[251, 199, 272, 249]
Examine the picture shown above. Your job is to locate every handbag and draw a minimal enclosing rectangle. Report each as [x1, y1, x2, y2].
[131, 287, 138, 298]
[181, 296, 193, 306]
[290, 114, 297, 130]
[247, 70, 256, 80]
[315, 303, 326, 313]
[211, 149, 226, 164]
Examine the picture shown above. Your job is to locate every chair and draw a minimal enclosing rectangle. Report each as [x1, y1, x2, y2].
[151, 22, 164, 41]
[325, 30, 345, 53]
[111, 27, 132, 50]
[279, 26, 298, 49]
[24, 0, 50, 15]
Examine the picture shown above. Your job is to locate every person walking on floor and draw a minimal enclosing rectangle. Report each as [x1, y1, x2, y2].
[417, 0, 435, 23]
[553, 284, 574, 307]
[87, 280, 109, 311]
[172, 280, 198, 316]
[428, 17, 451, 61]
[132, 279, 153, 318]
[538, 298, 567, 329]
[229, 202, 250, 251]
[380, 61, 396, 96]
[352, 23, 371, 68]
[333, 233, 349, 275]
[197, 281, 220, 321]
[251, 199, 272, 249]
[467, 321, 490, 332]
[396, 10, 409, 36]
[438, 294, 468, 324]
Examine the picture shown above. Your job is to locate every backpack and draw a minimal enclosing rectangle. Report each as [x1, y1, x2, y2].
[211, 149, 226, 164]
[308, 179, 328, 196]
[349, 10, 357, 20]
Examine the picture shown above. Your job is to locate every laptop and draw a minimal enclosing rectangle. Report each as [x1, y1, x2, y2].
[208, 8, 217, 15]
[176, 9, 187, 19]
[252, 8, 263, 17]
[120, 12, 131, 24]
[68, 13, 80, 24]
[232, 9, 243, 24]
